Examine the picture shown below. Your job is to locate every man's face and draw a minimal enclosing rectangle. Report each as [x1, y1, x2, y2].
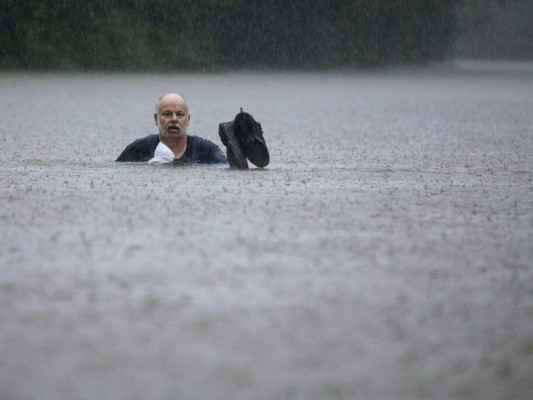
[154, 94, 190, 138]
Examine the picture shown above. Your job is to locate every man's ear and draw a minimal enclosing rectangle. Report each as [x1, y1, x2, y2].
[187, 114, 191, 126]
[153, 113, 158, 126]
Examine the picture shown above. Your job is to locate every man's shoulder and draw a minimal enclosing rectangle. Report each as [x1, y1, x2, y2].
[128, 134, 159, 147]
[116, 134, 159, 162]
[187, 135, 226, 163]
[189, 134, 209, 143]
[189, 134, 218, 148]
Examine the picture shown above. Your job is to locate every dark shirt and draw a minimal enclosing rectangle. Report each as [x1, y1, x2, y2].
[116, 134, 227, 163]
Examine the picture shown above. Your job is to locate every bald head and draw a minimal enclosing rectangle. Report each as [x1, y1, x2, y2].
[155, 93, 188, 114]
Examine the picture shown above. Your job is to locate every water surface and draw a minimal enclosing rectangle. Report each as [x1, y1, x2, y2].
[1, 67, 532, 399]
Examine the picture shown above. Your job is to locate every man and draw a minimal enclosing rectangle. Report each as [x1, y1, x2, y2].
[116, 93, 226, 164]
[116, 92, 269, 168]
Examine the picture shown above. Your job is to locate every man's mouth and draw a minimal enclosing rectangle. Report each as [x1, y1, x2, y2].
[167, 125, 180, 133]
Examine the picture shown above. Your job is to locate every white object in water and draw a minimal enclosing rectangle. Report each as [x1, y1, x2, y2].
[148, 141, 174, 164]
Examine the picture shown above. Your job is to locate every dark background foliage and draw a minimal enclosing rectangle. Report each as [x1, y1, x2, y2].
[1, 0, 525, 71]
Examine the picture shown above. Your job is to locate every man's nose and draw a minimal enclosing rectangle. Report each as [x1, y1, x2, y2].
[170, 113, 178, 121]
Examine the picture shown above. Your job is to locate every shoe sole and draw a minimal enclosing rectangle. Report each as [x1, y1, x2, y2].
[219, 121, 249, 169]
[234, 112, 270, 168]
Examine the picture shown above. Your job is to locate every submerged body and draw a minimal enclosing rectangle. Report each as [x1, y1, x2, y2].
[116, 134, 226, 163]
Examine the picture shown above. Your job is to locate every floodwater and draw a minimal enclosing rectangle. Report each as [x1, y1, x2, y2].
[1, 65, 532, 400]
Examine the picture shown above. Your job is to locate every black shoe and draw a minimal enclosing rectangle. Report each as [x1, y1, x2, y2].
[219, 120, 248, 169]
[234, 109, 269, 168]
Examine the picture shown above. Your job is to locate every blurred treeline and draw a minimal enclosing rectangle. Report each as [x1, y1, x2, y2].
[454, 0, 533, 60]
[1, 0, 459, 71]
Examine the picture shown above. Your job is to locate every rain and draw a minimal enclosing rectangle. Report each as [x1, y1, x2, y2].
[1, 1, 532, 399]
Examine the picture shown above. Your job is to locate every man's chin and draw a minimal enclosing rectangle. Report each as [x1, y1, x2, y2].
[160, 130, 186, 138]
